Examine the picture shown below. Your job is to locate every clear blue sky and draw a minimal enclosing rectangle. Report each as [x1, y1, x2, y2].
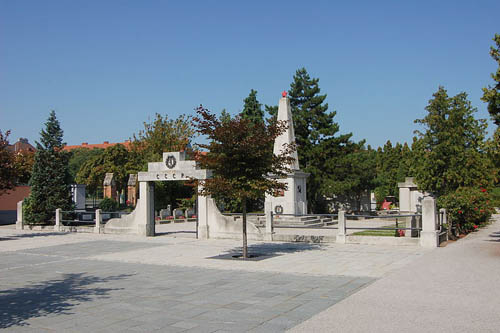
[1, 0, 498, 148]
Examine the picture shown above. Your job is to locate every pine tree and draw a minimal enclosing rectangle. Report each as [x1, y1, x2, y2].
[25, 111, 72, 224]
[240, 89, 264, 125]
[481, 33, 500, 126]
[287, 68, 357, 212]
[412, 87, 494, 196]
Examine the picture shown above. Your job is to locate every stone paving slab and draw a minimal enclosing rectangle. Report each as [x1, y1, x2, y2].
[0, 246, 374, 332]
[0, 226, 429, 332]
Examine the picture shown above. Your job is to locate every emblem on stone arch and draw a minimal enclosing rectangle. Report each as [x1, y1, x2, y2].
[165, 155, 176, 169]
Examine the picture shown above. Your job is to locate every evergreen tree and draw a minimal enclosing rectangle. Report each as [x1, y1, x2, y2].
[412, 87, 494, 196]
[241, 89, 264, 124]
[481, 33, 500, 126]
[287, 68, 357, 212]
[25, 111, 72, 224]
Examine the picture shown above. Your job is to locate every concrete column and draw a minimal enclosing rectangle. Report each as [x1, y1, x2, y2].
[55, 208, 62, 232]
[197, 185, 209, 239]
[405, 215, 418, 238]
[399, 187, 411, 212]
[265, 210, 274, 241]
[137, 181, 155, 236]
[16, 201, 23, 230]
[94, 209, 102, 234]
[420, 196, 439, 248]
[336, 210, 346, 244]
[439, 208, 447, 227]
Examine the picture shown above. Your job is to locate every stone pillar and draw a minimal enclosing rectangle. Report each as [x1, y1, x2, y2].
[16, 201, 24, 230]
[136, 181, 155, 236]
[399, 187, 411, 212]
[420, 197, 439, 248]
[336, 210, 346, 244]
[197, 184, 209, 239]
[94, 209, 102, 234]
[55, 208, 62, 232]
[127, 174, 138, 206]
[265, 210, 274, 241]
[103, 173, 117, 201]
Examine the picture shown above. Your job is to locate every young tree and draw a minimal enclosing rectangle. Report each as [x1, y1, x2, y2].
[241, 89, 264, 124]
[193, 105, 295, 258]
[481, 33, 500, 126]
[412, 87, 494, 196]
[25, 111, 72, 224]
[0, 130, 17, 194]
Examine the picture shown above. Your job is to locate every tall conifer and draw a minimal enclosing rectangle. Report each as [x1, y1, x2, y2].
[25, 111, 72, 224]
[241, 89, 264, 124]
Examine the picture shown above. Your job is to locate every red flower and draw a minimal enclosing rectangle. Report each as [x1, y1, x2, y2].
[458, 210, 463, 214]
[481, 188, 487, 192]
[474, 207, 478, 211]
[473, 225, 478, 229]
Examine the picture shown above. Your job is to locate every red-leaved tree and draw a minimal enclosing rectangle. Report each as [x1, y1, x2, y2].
[193, 106, 295, 258]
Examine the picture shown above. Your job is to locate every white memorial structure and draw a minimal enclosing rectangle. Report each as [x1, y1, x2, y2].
[264, 92, 308, 216]
[105, 92, 308, 239]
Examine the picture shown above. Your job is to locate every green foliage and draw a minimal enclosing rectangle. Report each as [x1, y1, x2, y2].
[241, 89, 264, 124]
[491, 187, 500, 207]
[438, 187, 495, 233]
[412, 86, 494, 197]
[75, 144, 130, 195]
[130, 113, 195, 169]
[13, 150, 34, 185]
[99, 197, 119, 212]
[68, 148, 104, 184]
[25, 111, 72, 224]
[0, 130, 16, 194]
[481, 33, 500, 126]
[194, 105, 295, 257]
[287, 68, 362, 212]
[486, 127, 500, 185]
[374, 141, 412, 203]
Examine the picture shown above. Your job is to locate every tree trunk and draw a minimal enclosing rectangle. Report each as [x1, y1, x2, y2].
[242, 197, 248, 258]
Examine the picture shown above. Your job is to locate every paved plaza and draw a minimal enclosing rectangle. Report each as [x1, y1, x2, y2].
[2, 217, 499, 332]
[0, 222, 426, 332]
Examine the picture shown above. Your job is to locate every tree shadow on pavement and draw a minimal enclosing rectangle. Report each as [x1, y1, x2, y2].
[209, 242, 325, 261]
[0, 272, 133, 329]
[0, 232, 69, 241]
[485, 231, 500, 242]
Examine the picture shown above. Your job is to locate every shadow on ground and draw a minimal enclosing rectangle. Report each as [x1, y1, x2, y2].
[486, 231, 500, 242]
[208, 242, 325, 261]
[0, 232, 69, 241]
[0, 272, 133, 329]
[155, 231, 196, 236]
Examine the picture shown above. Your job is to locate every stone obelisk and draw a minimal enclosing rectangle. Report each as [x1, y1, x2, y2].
[264, 91, 308, 215]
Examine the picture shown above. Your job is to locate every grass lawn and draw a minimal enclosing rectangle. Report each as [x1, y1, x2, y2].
[352, 224, 403, 237]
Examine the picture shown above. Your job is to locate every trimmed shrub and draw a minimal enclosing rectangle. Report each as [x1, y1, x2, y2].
[438, 187, 495, 233]
[99, 198, 119, 212]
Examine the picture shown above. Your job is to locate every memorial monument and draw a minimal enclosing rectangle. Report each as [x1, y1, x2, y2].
[264, 91, 309, 215]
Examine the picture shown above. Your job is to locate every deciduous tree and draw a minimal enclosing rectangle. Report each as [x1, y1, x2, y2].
[193, 105, 295, 258]
[0, 130, 16, 194]
[481, 33, 500, 126]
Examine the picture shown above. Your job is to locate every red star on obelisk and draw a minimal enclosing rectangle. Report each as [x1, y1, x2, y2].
[281, 90, 287, 98]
